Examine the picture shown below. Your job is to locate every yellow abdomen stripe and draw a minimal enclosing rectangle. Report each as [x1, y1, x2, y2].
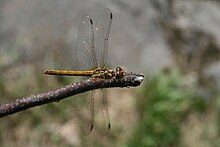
[43, 70, 93, 76]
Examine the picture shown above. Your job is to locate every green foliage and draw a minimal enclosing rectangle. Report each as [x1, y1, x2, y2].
[127, 69, 206, 147]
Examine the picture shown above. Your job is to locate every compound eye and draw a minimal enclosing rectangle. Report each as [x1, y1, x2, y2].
[116, 67, 124, 78]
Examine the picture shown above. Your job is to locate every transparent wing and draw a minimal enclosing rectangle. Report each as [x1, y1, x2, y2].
[94, 8, 112, 68]
[73, 91, 94, 135]
[94, 89, 110, 134]
[73, 15, 96, 135]
[100, 89, 111, 132]
[74, 15, 98, 70]
[73, 8, 112, 135]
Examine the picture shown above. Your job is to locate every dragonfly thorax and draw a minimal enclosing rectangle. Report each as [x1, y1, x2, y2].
[92, 68, 115, 79]
[92, 67, 125, 79]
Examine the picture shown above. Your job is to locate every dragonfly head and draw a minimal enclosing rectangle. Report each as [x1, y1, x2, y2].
[115, 67, 124, 79]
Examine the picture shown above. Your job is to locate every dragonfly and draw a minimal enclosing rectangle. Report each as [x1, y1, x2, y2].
[44, 8, 125, 134]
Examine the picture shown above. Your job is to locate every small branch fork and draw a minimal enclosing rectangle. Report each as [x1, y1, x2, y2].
[0, 72, 144, 118]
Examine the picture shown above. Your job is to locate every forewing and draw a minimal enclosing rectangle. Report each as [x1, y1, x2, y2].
[73, 8, 112, 135]
[101, 89, 111, 132]
[94, 8, 112, 68]
[94, 89, 110, 134]
[74, 15, 98, 70]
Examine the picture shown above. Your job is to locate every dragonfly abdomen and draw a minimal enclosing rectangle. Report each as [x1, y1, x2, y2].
[43, 70, 93, 76]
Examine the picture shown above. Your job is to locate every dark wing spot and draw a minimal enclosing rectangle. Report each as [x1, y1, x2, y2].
[90, 18, 93, 25]
[110, 13, 113, 19]
[108, 123, 111, 130]
[90, 124, 94, 131]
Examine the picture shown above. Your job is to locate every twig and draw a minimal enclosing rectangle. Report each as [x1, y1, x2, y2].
[0, 72, 144, 118]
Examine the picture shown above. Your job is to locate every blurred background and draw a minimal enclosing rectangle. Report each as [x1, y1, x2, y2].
[0, 0, 220, 146]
